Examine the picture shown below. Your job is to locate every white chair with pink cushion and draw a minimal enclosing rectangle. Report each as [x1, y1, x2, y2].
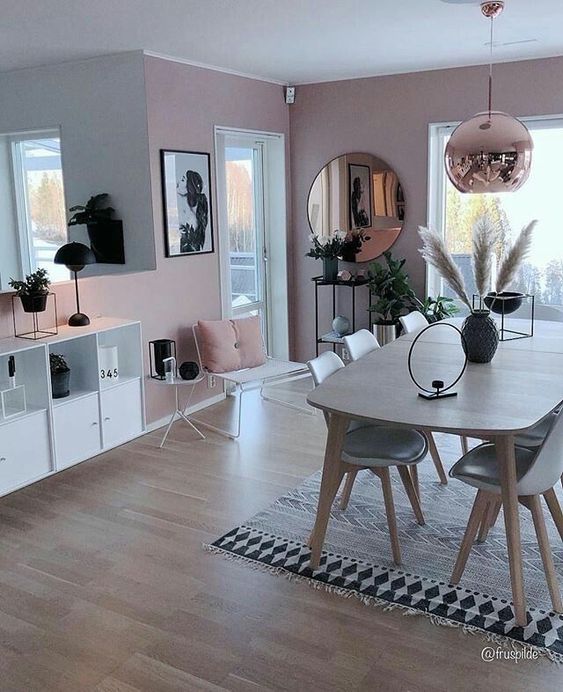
[192, 316, 310, 439]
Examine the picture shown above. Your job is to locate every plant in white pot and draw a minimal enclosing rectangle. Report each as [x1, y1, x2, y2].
[418, 217, 536, 363]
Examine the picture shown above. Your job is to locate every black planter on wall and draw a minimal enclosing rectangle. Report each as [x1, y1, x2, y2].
[87, 220, 125, 264]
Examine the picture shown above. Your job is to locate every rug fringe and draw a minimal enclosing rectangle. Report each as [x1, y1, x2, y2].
[202, 542, 563, 665]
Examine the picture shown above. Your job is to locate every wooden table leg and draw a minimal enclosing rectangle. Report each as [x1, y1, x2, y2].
[309, 413, 348, 569]
[496, 435, 527, 626]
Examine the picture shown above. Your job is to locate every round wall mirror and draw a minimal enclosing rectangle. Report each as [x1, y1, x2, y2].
[307, 152, 405, 262]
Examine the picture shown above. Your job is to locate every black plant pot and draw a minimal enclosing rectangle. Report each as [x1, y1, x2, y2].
[322, 257, 338, 282]
[20, 293, 48, 313]
[51, 370, 70, 399]
[484, 291, 525, 315]
[461, 311, 499, 363]
[87, 220, 125, 264]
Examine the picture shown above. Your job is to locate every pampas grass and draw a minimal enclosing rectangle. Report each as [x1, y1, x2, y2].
[473, 216, 498, 298]
[418, 226, 472, 311]
[495, 220, 537, 294]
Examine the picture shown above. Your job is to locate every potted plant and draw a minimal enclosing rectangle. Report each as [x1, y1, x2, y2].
[415, 295, 459, 323]
[368, 251, 417, 345]
[9, 268, 51, 313]
[418, 216, 536, 363]
[306, 230, 369, 281]
[68, 193, 124, 264]
[50, 353, 70, 399]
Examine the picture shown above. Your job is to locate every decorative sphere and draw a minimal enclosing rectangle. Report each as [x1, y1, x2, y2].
[445, 111, 533, 194]
[332, 315, 351, 337]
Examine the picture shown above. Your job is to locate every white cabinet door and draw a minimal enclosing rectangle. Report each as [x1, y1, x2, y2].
[53, 394, 102, 470]
[101, 379, 143, 449]
[0, 411, 52, 495]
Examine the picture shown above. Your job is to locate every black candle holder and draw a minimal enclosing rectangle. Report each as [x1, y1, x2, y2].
[149, 339, 176, 380]
[407, 322, 467, 401]
[12, 293, 58, 340]
[472, 293, 535, 341]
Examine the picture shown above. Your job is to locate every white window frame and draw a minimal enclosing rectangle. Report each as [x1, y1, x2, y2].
[8, 128, 65, 276]
[426, 114, 563, 301]
[214, 126, 289, 359]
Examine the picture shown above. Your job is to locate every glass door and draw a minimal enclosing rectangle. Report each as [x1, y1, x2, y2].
[221, 137, 269, 340]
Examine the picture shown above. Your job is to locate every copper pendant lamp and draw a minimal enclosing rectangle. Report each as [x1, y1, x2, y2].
[444, 1, 533, 194]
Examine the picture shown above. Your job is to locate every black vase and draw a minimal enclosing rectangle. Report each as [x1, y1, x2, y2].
[20, 293, 48, 313]
[322, 257, 338, 282]
[461, 311, 499, 363]
[51, 370, 70, 399]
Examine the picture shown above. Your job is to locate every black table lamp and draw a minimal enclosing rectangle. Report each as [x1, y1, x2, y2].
[54, 242, 96, 326]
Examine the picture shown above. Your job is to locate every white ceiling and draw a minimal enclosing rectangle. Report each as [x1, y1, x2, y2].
[1, 0, 563, 84]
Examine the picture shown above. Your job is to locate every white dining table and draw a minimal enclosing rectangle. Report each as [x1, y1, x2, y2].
[306, 319, 563, 627]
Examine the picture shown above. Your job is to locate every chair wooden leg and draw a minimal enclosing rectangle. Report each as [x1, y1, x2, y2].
[461, 436, 469, 455]
[427, 432, 448, 484]
[543, 488, 563, 541]
[410, 464, 419, 499]
[477, 497, 502, 543]
[451, 489, 489, 584]
[339, 468, 359, 510]
[379, 467, 402, 565]
[397, 466, 425, 525]
[528, 495, 563, 613]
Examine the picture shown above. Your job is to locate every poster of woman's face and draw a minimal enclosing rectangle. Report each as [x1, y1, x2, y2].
[161, 150, 214, 257]
[349, 163, 372, 230]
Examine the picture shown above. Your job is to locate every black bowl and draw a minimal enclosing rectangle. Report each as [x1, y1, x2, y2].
[484, 291, 525, 315]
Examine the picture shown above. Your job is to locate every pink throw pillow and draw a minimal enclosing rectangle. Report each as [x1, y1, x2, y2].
[233, 316, 266, 369]
[197, 319, 241, 373]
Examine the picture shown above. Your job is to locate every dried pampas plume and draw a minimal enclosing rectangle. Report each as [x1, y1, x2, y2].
[495, 220, 537, 294]
[418, 226, 472, 311]
[473, 216, 498, 298]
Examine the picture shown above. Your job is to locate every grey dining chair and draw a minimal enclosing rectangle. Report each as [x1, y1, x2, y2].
[342, 328, 448, 492]
[307, 350, 427, 565]
[449, 410, 563, 613]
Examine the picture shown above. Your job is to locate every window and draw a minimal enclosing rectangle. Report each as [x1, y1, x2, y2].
[428, 117, 563, 319]
[8, 130, 68, 282]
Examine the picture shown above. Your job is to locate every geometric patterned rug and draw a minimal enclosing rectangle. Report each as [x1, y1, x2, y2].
[206, 434, 563, 662]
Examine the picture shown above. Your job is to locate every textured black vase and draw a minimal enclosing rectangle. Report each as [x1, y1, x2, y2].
[322, 257, 338, 281]
[461, 311, 499, 363]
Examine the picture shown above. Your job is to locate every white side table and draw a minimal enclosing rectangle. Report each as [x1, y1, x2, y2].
[156, 375, 206, 447]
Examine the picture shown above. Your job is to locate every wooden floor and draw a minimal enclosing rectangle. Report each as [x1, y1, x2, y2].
[0, 384, 560, 691]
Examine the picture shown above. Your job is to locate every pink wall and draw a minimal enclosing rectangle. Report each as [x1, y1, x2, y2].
[0, 55, 289, 425]
[289, 56, 563, 361]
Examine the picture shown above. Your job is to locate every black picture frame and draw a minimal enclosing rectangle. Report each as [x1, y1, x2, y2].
[348, 163, 372, 230]
[160, 149, 215, 257]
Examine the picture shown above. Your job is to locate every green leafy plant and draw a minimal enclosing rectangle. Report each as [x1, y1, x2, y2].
[306, 229, 369, 261]
[415, 295, 460, 323]
[8, 268, 50, 296]
[49, 353, 69, 374]
[368, 251, 417, 324]
[68, 193, 115, 226]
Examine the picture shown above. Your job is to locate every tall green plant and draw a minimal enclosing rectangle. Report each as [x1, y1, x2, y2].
[368, 251, 416, 324]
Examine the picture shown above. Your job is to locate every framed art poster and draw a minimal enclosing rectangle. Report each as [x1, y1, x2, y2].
[348, 163, 372, 230]
[161, 149, 214, 257]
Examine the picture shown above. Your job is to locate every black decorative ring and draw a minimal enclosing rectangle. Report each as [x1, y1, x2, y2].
[407, 322, 468, 395]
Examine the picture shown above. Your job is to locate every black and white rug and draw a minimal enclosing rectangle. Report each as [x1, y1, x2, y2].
[206, 434, 563, 662]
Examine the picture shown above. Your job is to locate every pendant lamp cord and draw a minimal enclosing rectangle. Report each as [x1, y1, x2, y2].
[488, 15, 494, 119]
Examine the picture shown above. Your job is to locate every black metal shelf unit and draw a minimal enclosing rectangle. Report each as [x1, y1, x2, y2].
[312, 276, 372, 356]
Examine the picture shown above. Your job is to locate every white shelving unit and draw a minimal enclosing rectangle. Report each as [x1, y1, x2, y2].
[0, 317, 145, 497]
